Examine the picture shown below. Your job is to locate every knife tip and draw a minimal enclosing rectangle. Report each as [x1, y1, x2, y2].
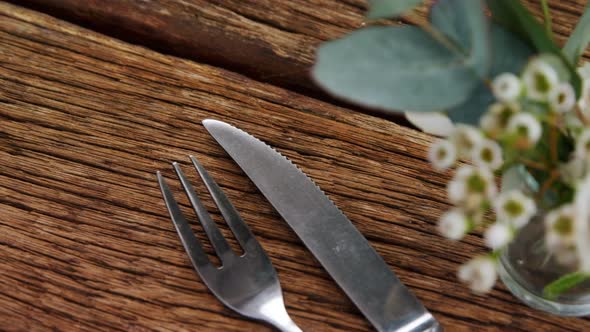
[202, 118, 222, 129]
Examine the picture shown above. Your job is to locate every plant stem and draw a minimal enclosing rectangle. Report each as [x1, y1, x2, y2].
[519, 158, 547, 171]
[576, 105, 590, 126]
[541, 0, 554, 39]
[489, 250, 502, 261]
[536, 169, 560, 201]
[549, 112, 558, 165]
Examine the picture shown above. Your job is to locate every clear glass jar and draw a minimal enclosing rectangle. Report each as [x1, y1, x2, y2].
[499, 215, 590, 316]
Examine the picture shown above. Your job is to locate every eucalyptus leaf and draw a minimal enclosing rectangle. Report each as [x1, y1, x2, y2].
[313, 0, 489, 112]
[431, 0, 489, 78]
[447, 83, 494, 125]
[448, 25, 533, 124]
[367, 0, 423, 20]
[563, 4, 590, 64]
[313, 26, 480, 111]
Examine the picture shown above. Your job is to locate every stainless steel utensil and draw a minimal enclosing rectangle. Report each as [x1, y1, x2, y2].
[157, 156, 302, 332]
[202, 119, 441, 332]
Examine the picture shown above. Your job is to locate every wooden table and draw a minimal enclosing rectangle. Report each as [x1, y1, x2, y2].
[0, 1, 588, 331]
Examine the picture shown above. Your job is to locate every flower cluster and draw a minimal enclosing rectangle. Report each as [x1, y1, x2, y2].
[428, 56, 590, 294]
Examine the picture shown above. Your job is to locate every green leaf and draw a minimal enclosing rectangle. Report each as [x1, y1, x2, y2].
[447, 83, 494, 125]
[486, 0, 560, 54]
[448, 25, 533, 124]
[313, 0, 489, 112]
[431, 0, 489, 78]
[563, 5, 590, 64]
[313, 26, 478, 111]
[543, 271, 590, 300]
[367, 0, 423, 20]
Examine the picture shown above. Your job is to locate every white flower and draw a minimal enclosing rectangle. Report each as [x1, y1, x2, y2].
[471, 139, 503, 171]
[549, 83, 576, 113]
[492, 73, 521, 102]
[458, 256, 497, 294]
[573, 176, 590, 272]
[560, 158, 587, 186]
[545, 224, 578, 266]
[428, 139, 457, 170]
[494, 190, 536, 228]
[507, 113, 542, 148]
[447, 165, 497, 211]
[484, 223, 513, 249]
[405, 112, 455, 137]
[438, 209, 469, 240]
[572, 64, 590, 126]
[575, 129, 590, 161]
[577, 81, 590, 114]
[522, 59, 559, 101]
[447, 180, 466, 206]
[578, 62, 590, 80]
[555, 247, 579, 266]
[564, 111, 586, 130]
[545, 232, 565, 253]
[480, 113, 499, 136]
[480, 102, 520, 137]
[450, 125, 484, 157]
[544, 204, 576, 253]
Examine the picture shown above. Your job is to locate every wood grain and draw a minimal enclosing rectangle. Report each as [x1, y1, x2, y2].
[5, 0, 366, 97]
[0, 2, 589, 331]
[7, 0, 590, 98]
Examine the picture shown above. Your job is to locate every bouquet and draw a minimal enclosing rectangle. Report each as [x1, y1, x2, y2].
[312, 0, 590, 303]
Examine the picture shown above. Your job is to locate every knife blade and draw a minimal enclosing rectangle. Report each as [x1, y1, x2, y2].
[203, 119, 441, 332]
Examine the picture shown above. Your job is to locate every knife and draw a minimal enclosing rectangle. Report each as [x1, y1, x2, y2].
[203, 119, 441, 332]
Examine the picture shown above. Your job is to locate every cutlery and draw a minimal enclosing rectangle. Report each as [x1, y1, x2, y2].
[157, 156, 302, 332]
[202, 119, 442, 332]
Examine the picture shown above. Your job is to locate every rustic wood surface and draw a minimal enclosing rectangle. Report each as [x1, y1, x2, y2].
[5, 0, 365, 95]
[8, 0, 590, 98]
[0, 1, 590, 331]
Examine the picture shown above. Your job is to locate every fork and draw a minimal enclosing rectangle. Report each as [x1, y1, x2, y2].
[157, 156, 302, 332]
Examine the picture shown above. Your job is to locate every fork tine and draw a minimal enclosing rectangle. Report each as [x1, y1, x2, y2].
[190, 156, 258, 253]
[156, 171, 212, 270]
[172, 162, 233, 261]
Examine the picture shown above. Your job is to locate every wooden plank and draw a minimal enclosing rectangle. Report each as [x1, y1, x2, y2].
[4, 0, 365, 96]
[0, 2, 588, 331]
[7, 0, 590, 98]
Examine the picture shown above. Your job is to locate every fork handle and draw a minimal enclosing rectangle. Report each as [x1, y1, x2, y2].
[262, 308, 302, 332]
[272, 318, 302, 332]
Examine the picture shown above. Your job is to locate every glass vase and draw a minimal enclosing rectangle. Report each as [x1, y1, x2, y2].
[499, 215, 590, 316]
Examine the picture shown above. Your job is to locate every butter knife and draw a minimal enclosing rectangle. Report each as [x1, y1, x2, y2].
[203, 119, 441, 332]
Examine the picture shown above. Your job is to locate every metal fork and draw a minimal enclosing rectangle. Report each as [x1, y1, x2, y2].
[157, 156, 302, 332]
